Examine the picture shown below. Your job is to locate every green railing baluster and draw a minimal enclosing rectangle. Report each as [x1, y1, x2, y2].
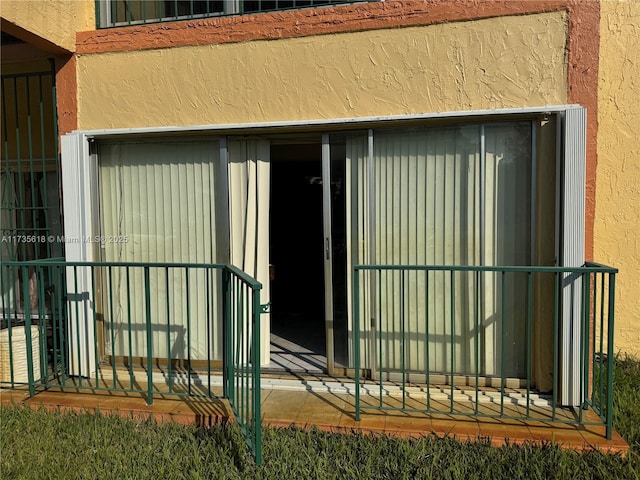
[354, 268, 360, 421]
[164, 267, 171, 393]
[599, 273, 606, 414]
[581, 272, 591, 421]
[552, 271, 559, 422]
[605, 272, 616, 439]
[22, 266, 35, 396]
[526, 271, 532, 418]
[450, 270, 454, 413]
[401, 270, 406, 410]
[500, 270, 505, 417]
[144, 266, 153, 406]
[185, 267, 191, 396]
[73, 266, 82, 384]
[108, 266, 117, 388]
[425, 269, 431, 412]
[127, 267, 134, 390]
[91, 266, 99, 388]
[378, 270, 382, 409]
[252, 282, 262, 465]
[474, 270, 479, 414]
[206, 267, 212, 397]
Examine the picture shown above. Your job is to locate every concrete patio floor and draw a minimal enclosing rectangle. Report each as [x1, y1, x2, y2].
[0, 375, 629, 456]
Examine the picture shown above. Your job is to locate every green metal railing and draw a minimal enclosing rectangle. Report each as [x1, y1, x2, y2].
[0, 260, 263, 464]
[353, 263, 617, 439]
[96, 0, 378, 28]
[224, 264, 263, 465]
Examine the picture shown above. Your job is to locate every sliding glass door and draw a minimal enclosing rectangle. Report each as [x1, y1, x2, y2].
[344, 122, 533, 379]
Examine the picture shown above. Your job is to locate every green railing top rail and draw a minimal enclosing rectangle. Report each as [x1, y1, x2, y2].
[354, 262, 618, 274]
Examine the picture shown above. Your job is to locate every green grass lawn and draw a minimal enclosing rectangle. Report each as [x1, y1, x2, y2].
[1, 356, 639, 480]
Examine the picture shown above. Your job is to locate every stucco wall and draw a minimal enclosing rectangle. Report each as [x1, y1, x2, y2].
[596, 0, 640, 357]
[76, 12, 568, 130]
[0, 0, 94, 52]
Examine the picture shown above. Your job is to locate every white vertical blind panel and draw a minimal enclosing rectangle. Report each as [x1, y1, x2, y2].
[350, 124, 531, 377]
[560, 107, 586, 406]
[100, 141, 221, 362]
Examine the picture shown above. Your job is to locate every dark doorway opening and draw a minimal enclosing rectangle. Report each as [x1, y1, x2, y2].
[269, 143, 326, 372]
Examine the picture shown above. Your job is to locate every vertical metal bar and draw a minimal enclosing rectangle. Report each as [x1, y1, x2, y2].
[165, 267, 171, 393]
[580, 271, 591, 422]
[36, 266, 47, 383]
[526, 271, 532, 417]
[354, 268, 361, 421]
[474, 269, 480, 414]
[56, 265, 67, 381]
[95, 0, 101, 28]
[450, 269, 455, 413]
[552, 271, 560, 421]
[425, 269, 431, 411]
[223, 268, 231, 399]
[591, 272, 598, 407]
[185, 267, 192, 396]
[108, 266, 117, 387]
[26, 75, 38, 258]
[126, 267, 134, 390]
[48, 60, 61, 260]
[606, 273, 616, 440]
[599, 272, 605, 412]
[530, 121, 537, 265]
[91, 266, 99, 388]
[144, 266, 153, 405]
[206, 268, 212, 397]
[500, 270, 505, 416]
[73, 266, 82, 384]
[252, 283, 262, 465]
[14, 77, 27, 262]
[22, 266, 36, 396]
[368, 128, 376, 381]
[479, 125, 486, 267]
[51, 264, 60, 381]
[321, 133, 335, 372]
[378, 270, 383, 409]
[38, 74, 51, 259]
[401, 270, 406, 410]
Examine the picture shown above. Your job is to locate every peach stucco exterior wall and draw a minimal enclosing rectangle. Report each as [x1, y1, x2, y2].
[596, 1, 640, 357]
[0, 0, 94, 53]
[76, 12, 568, 130]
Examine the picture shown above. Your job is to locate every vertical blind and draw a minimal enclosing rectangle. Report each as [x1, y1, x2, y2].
[348, 123, 532, 378]
[99, 140, 222, 361]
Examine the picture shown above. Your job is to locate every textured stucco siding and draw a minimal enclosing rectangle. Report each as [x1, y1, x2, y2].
[596, 0, 640, 357]
[76, 12, 568, 130]
[0, 0, 94, 52]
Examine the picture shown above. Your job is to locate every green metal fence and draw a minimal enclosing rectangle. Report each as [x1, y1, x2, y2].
[224, 264, 263, 465]
[96, 0, 378, 28]
[1, 63, 62, 264]
[353, 263, 617, 439]
[0, 260, 263, 464]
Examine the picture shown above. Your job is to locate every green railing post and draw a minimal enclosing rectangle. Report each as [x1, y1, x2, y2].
[354, 268, 361, 422]
[223, 268, 231, 399]
[606, 272, 616, 440]
[252, 286, 262, 465]
[22, 266, 36, 397]
[144, 266, 153, 406]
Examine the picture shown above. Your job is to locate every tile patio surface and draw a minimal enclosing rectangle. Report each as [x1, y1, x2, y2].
[0, 374, 629, 456]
